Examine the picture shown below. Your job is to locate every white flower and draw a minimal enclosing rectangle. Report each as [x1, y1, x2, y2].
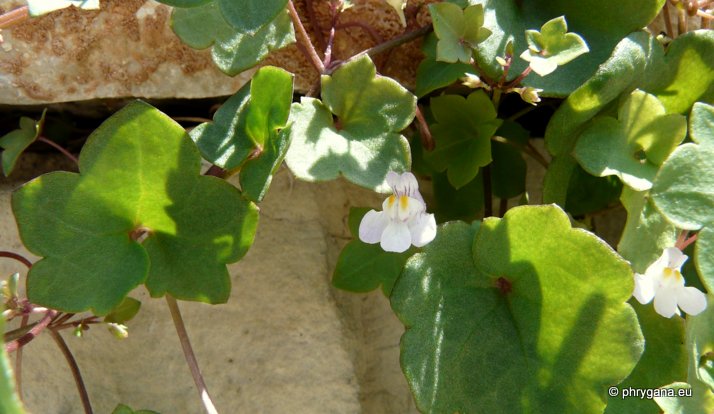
[359, 172, 437, 253]
[461, 73, 491, 91]
[633, 247, 707, 318]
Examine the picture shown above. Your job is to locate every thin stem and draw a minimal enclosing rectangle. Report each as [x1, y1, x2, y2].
[49, 329, 93, 414]
[0, 251, 32, 269]
[491, 89, 502, 111]
[676, 1, 688, 33]
[507, 106, 536, 122]
[173, 116, 213, 123]
[166, 296, 218, 414]
[675, 230, 699, 250]
[504, 66, 532, 89]
[288, 0, 325, 74]
[483, 165, 493, 217]
[498, 198, 508, 218]
[414, 105, 434, 151]
[14, 315, 28, 401]
[37, 137, 79, 166]
[336, 21, 384, 45]
[681, 234, 698, 250]
[323, 3, 339, 68]
[525, 141, 549, 168]
[0, 6, 28, 30]
[5, 310, 58, 353]
[330, 25, 431, 73]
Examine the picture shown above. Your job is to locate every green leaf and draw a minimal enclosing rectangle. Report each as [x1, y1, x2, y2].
[474, 0, 664, 96]
[191, 66, 292, 171]
[392, 206, 643, 414]
[618, 187, 677, 274]
[695, 226, 714, 295]
[564, 167, 622, 217]
[0, 110, 46, 177]
[491, 141, 526, 199]
[333, 207, 413, 296]
[285, 56, 415, 192]
[12, 101, 259, 314]
[432, 170, 483, 223]
[239, 127, 292, 203]
[425, 91, 502, 189]
[191, 85, 253, 169]
[0, 317, 26, 414]
[245, 67, 293, 148]
[104, 297, 142, 324]
[690, 102, 714, 147]
[217, 0, 288, 35]
[656, 382, 714, 414]
[605, 302, 688, 414]
[574, 90, 686, 191]
[545, 31, 660, 156]
[155, 0, 210, 7]
[521, 16, 589, 76]
[111, 403, 160, 414]
[648, 30, 714, 114]
[172, 3, 295, 76]
[651, 143, 714, 230]
[429, 3, 491, 64]
[415, 34, 475, 97]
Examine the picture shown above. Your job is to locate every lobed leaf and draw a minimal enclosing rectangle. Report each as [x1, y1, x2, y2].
[13, 101, 259, 314]
[285, 56, 415, 192]
[0, 110, 46, 177]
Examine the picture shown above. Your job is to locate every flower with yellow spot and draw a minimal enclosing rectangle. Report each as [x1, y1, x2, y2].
[359, 172, 437, 253]
[633, 247, 707, 318]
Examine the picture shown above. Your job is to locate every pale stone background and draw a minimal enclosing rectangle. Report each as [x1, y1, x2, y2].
[0, 155, 419, 414]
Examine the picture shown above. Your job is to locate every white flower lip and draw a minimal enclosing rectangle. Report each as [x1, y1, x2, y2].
[358, 172, 437, 253]
[632, 247, 707, 318]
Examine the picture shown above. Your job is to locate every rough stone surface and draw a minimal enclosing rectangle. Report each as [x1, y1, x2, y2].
[0, 0, 427, 105]
[0, 153, 419, 414]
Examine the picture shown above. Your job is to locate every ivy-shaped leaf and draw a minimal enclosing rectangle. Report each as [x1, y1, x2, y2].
[472, 0, 663, 96]
[0, 110, 46, 177]
[656, 381, 714, 414]
[425, 91, 502, 189]
[391, 206, 643, 414]
[191, 66, 293, 174]
[520, 16, 589, 76]
[651, 143, 714, 231]
[649, 30, 714, 115]
[239, 127, 292, 203]
[414, 33, 475, 98]
[545, 31, 659, 157]
[429, 3, 491, 64]
[12, 101, 259, 314]
[574, 90, 686, 191]
[172, 2, 295, 76]
[332, 208, 413, 296]
[285, 56, 416, 192]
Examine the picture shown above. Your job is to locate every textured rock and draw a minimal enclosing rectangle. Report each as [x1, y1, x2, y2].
[0, 0, 426, 104]
[0, 154, 417, 413]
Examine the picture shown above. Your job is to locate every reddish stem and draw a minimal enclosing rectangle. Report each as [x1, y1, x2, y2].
[288, 0, 326, 74]
[676, 232, 698, 250]
[414, 106, 434, 151]
[14, 314, 29, 401]
[5, 310, 58, 353]
[37, 137, 79, 166]
[0, 251, 32, 269]
[49, 329, 93, 414]
[0, 6, 28, 30]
